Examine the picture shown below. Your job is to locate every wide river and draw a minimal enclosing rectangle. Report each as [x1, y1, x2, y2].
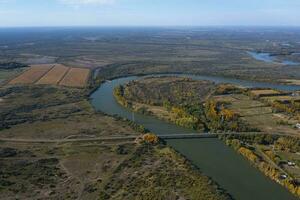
[248, 51, 299, 66]
[90, 74, 300, 200]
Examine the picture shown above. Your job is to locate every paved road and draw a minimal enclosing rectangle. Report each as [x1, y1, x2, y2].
[0, 136, 138, 143]
[0, 132, 296, 143]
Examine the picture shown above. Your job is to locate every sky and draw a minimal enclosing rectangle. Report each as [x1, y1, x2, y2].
[0, 0, 300, 27]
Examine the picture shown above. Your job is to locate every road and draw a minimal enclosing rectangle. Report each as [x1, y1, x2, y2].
[0, 132, 291, 143]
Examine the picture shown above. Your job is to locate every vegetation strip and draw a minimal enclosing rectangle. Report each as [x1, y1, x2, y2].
[221, 134, 300, 198]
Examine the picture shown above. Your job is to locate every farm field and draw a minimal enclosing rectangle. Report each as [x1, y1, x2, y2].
[59, 67, 90, 88]
[7, 64, 91, 88]
[214, 94, 299, 135]
[250, 89, 282, 97]
[36, 64, 69, 85]
[9, 64, 53, 84]
[261, 95, 300, 103]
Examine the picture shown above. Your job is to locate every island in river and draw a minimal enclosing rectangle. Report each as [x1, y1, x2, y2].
[98, 75, 300, 200]
[2, 27, 300, 200]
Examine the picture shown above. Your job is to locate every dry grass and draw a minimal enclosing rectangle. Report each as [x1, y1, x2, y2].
[250, 89, 281, 97]
[59, 68, 90, 88]
[8, 64, 91, 88]
[36, 64, 69, 85]
[281, 79, 300, 86]
[9, 64, 54, 84]
[261, 95, 300, 103]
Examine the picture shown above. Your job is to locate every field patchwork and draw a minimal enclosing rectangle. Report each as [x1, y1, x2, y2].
[59, 68, 90, 88]
[214, 94, 299, 135]
[9, 64, 54, 84]
[8, 64, 90, 88]
[36, 64, 69, 85]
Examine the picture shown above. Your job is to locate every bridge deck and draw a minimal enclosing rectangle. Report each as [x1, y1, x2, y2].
[158, 133, 218, 139]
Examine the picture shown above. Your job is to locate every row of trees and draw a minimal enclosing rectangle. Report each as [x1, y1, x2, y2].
[113, 85, 132, 108]
[223, 135, 300, 197]
[222, 134, 300, 152]
[271, 100, 300, 115]
[204, 100, 253, 132]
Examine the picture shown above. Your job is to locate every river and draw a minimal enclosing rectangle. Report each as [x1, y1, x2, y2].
[248, 51, 299, 66]
[90, 75, 299, 200]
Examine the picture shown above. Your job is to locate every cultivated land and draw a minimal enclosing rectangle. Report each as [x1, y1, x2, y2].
[1, 27, 300, 83]
[59, 67, 90, 88]
[250, 89, 282, 97]
[9, 64, 53, 84]
[36, 64, 69, 85]
[262, 95, 300, 103]
[213, 94, 299, 135]
[7, 64, 91, 88]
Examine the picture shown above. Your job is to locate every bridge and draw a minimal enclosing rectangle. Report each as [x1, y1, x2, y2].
[158, 133, 218, 139]
[0, 132, 284, 144]
[0, 134, 219, 143]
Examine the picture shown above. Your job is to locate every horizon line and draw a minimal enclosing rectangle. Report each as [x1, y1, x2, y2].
[1, 25, 300, 29]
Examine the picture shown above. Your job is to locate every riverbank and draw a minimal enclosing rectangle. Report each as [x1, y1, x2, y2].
[112, 75, 300, 197]
[0, 79, 232, 199]
[220, 134, 300, 198]
[113, 77, 262, 132]
[91, 75, 299, 200]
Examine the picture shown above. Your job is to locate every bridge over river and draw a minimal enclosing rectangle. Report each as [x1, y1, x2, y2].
[89, 74, 300, 200]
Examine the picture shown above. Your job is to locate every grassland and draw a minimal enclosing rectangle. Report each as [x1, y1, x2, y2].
[0, 139, 231, 200]
[281, 79, 300, 86]
[0, 72, 231, 199]
[0, 68, 25, 84]
[0, 84, 90, 130]
[0, 62, 28, 84]
[1, 27, 300, 83]
[100, 143, 231, 200]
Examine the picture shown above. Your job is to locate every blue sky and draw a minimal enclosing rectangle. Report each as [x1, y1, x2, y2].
[0, 0, 300, 27]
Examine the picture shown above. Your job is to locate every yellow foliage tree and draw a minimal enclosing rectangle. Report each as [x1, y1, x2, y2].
[142, 134, 159, 144]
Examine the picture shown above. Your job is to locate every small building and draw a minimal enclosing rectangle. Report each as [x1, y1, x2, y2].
[279, 174, 288, 180]
[296, 123, 300, 129]
[287, 161, 296, 167]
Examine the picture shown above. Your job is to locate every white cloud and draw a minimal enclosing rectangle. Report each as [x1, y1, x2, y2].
[59, 0, 115, 6]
